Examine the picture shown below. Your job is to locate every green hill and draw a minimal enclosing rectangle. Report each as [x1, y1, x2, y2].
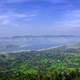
[0, 46, 80, 80]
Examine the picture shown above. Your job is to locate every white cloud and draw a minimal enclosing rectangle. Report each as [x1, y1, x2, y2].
[52, 9, 80, 35]
[63, 10, 80, 27]
[38, 9, 80, 35]
[55, 10, 80, 26]
[0, 12, 37, 25]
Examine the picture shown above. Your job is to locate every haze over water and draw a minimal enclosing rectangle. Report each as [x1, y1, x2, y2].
[0, 36, 80, 53]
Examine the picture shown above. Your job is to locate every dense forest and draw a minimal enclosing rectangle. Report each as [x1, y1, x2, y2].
[0, 46, 80, 80]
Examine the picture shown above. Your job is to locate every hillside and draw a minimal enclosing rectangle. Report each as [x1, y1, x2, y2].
[0, 45, 80, 80]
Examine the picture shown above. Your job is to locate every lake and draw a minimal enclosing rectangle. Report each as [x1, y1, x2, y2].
[0, 37, 80, 53]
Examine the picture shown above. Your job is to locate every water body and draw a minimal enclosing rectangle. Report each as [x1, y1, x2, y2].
[0, 37, 80, 53]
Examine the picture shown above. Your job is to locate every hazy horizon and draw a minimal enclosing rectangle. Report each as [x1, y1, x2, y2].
[0, 0, 80, 37]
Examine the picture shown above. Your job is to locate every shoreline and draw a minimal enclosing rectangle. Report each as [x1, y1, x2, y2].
[36, 45, 63, 51]
[0, 45, 63, 54]
[0, 42, 78, 54]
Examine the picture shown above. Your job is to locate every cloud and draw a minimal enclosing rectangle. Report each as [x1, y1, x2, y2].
[52, 9, 80, 34]
[61, 10, 80, 27]
[0, 11, 37, 25]
[0, 0, 79, 36]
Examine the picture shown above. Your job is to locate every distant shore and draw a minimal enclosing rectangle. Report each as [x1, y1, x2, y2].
[0, 42, 79, 54]
[0, 45, 64, 54]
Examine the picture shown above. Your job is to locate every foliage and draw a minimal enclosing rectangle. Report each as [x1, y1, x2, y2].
[0, 46, 80, 80]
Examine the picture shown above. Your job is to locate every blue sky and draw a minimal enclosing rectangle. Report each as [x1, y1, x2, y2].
[0, 0, 80, 37]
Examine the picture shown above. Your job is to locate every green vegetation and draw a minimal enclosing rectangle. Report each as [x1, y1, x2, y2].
[0, 46, 80, 80]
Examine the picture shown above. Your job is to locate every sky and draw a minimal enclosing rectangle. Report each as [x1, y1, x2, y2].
[0, 0, 80, 37]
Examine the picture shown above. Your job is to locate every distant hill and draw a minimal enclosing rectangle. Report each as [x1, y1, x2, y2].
[0, 35, 78, 39]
